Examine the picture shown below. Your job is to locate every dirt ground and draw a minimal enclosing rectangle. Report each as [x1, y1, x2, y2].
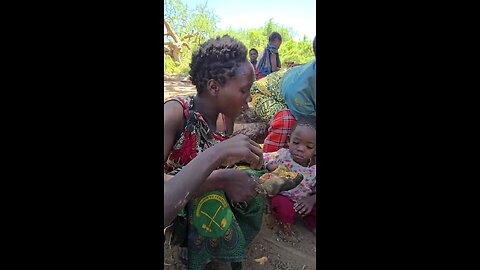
[164, 214, 316, 270]
[164, 76, 198, 101]
[163, 78, 317, 270]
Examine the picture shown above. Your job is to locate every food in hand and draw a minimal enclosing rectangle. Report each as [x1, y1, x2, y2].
[270, 164, 298, 179]
[258, 165, 303, 196]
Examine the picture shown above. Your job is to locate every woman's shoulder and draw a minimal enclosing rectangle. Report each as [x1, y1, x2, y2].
[165, 95, 196, 116]
[164, 96, 196, 131]
[164, 95, 194, 108]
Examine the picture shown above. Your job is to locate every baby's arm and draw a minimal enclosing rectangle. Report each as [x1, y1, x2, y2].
[266, 163, 279, 172]
[263, 149, 287, 172]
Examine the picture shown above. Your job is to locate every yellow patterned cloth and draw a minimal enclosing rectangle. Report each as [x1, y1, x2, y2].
[250, 68, 289, 123]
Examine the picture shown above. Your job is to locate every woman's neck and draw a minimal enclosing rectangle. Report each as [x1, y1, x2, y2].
[192, 95, 219, 131]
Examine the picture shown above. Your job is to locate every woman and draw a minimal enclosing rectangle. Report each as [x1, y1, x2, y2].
[164, 35, 265, 270]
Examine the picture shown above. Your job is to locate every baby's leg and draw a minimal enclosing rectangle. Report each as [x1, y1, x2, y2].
[271, 195, 296, 235]
[303, 203, 317, 235]
[271, 195, 296, 224]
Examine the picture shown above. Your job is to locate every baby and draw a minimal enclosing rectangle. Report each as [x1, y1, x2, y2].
[263, 120, 317, 236]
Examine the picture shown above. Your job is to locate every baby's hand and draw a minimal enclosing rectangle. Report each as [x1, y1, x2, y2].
[294, 195, 316, 216]
[266, 163, 279, 172]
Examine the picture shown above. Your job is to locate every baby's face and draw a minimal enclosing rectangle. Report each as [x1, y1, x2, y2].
[288, 125, 316, 165]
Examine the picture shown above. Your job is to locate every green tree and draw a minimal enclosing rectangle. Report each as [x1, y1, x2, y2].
[164, 0, 189, 39]
[164, 0, 315, 77]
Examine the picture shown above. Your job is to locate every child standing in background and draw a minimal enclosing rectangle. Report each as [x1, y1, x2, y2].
[255, 32, 282, 80]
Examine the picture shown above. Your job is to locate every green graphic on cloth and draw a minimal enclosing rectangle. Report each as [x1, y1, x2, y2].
[193, 191, 233, 238]
[171, 168, 269, 269]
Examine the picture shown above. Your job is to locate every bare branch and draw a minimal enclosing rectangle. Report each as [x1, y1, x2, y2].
[182, 32, 197, 40]
[163, 18, 180, 43]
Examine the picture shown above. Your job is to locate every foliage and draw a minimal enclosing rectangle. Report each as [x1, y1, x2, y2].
[164, 0, 219, 45]
[164, 0, 315, 77]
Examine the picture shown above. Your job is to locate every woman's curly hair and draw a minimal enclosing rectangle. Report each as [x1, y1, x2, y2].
[189, 35, 248, 94]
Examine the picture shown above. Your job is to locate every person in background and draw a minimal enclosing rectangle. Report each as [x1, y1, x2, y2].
[251, 36, 316, 153]
[249, 48, 258, 69]
[225, 36, 316, 156]
[255, 32, 282, 80]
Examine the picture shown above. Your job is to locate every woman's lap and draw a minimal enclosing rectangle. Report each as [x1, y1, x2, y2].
[178, 191, 264, 270]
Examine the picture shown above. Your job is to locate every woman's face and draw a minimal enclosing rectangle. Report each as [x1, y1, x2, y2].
[288, 125, 316, 165]
[218, 61, 255, 119]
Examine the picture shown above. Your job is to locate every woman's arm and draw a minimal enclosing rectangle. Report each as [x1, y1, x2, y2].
[164, 101, 184, 163]
[164, 133, 264, 227]
[164, 147, 224, 227]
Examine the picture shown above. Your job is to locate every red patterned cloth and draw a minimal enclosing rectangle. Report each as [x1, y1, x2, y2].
[164, 96, 226, 174]
[256, 73, 266, 80]
[262, 109, 296, 153]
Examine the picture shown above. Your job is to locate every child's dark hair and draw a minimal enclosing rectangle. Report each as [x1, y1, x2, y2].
[249, 48, 258, 54]
[292, 119, 316, 132]
[313, 36, 316, 57]
[268, 32, 282, 42]
[189, 35, 248, 94]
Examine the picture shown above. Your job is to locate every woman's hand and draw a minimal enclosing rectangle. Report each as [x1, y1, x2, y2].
[212, 134, 264, 170]
[294, 194, 316, 216]
[216, 169, 259, 203]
